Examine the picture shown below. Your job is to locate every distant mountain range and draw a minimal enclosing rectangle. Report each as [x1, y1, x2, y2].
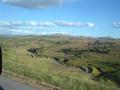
[0, 33, 119, 40]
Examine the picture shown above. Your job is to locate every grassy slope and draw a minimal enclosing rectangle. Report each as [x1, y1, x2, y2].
[0, 35, 120, 90]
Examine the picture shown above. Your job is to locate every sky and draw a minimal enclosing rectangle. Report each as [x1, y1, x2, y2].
[0, 0, 120, 38]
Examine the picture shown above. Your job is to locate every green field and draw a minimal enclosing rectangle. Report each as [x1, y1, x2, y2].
[0, 35, 120, 90]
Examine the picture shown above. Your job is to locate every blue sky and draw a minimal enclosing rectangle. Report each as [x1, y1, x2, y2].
[0, 0, 120, 38]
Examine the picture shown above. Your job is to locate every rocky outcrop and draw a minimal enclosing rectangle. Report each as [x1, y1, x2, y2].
[78, 65, 93, 73]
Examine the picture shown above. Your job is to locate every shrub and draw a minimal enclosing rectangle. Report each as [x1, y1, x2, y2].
[91, 66, 101, 77]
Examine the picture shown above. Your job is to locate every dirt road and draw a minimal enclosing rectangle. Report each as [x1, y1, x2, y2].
[0, 75, 47, 90]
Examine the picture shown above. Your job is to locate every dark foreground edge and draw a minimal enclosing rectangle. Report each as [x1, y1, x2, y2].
[0, 47, 2, 75]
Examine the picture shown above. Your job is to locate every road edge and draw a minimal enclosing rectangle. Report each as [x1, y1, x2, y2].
[2, 69, 61, 90]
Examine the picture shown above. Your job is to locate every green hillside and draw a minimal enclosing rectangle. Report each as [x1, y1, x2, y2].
[0, 35, 120, 90]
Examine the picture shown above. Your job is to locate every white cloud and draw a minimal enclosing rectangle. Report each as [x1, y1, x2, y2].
[0, 21, 55, 28]
[113, 22, 120, 28]
[2, 0, 74, 9]
[85, 22, 95, 28]
[55, 20, 82, 27]
[11, 29, 17, 32]
[24, 21, 56, 27]
[10, 29, 34, 35]
[11, 29, 29, 33]
[54, 20, 95, 28]
[0, 21, 11, 26]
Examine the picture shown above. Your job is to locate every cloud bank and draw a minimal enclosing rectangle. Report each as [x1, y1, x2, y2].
[2, 0, 74, 9]
[0, 21, 95, 28]
[0, 20, 95, 35]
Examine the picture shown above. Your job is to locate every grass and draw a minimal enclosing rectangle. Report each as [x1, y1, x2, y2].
[2, 47, 120, 90]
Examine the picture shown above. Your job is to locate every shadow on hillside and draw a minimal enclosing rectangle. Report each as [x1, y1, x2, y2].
[99, 70, 120, 86]
[0, 86, 4, 90]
